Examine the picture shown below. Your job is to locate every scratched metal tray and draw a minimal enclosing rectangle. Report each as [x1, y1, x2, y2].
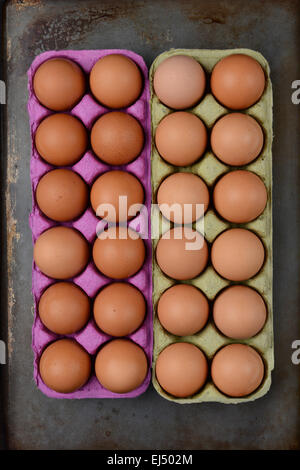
[1, 0, 300, 450]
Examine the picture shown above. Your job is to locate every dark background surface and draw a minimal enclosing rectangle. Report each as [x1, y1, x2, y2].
[1, 0, 300, 450]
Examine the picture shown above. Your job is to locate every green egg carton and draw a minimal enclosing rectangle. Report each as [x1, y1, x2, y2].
[150, 48, 273, 404]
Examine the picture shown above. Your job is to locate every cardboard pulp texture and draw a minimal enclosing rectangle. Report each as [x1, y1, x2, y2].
[150, 48, 273, 404]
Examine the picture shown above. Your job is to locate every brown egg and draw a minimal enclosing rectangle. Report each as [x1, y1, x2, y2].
[90, 54, 143, 109]
[91, 111, 144, 165]
[155, 112, 207, 166]
[213, 285, 267, 339]
[35, 113, 88, 166]
[39, 339, 91, 393]
[211, 113, 264, 166]
[153, 55, 206, 109]
[211, 343, 264, 397]
[155, 342, 208, 397]
[156, 227, 208, 280]
[93, 227, 145, 279]
[211, 228, 264, 281]
[94, 282, 146, 337]
[90, 170, 144, 223]
[34, 227, 89, 279]
[36, 169, 88, 222]
[157, 284, 209, 336]
[157, 172, 209, 224]
[39, 282, 90, 335]
[213, 170, 267, 223]
[33, 58, 85, 111]
[211, 54, 265, 110]
[95, 339, 148, 393]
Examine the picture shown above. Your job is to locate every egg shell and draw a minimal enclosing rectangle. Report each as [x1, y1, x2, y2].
[213, 285, 267, 339]
[211, 112, 264, 166]
[28, 49, 152, 399]
[39, 282, 90, 335]
[93, 227, 146, 280]
[157, 284, 209, 336]
[36, 169, 89, 222]
[150, 48, 273, 404]
[33, 226, 90, 280]
[155, 342, 208, 398]
[211, 343, 265, 397]
[211, 54, 266, 110]
[211, 228, 265, 282]
[39, 338, 92, 394]
[157, 172, 209, 224]
[35, 113, 88, 166]
[93, 282, 146, 337]
[155, 111, 207, 166]
[33, 58, 86, 111]
[95, 339, 148, 393]
[156, 227, 208, 281]
[90, 54, 143, 109]
[90, 170, 144, 223]
[153, 55, 206, 109]
[213, 170, 267, 223]
[91, 111, 144, 166]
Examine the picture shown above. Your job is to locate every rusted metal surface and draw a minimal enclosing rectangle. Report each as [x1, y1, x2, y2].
[1, 0, 300, 450]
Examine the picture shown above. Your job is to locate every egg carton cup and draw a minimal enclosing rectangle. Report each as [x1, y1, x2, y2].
[27, 49, 152, 399]
[150, 48, 273, 404]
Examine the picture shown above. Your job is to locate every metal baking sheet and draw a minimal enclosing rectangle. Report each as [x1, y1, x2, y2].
[1, 0, 300, 450]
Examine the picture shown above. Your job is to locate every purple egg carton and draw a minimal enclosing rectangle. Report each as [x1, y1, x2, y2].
[27, 49, 152, 399]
